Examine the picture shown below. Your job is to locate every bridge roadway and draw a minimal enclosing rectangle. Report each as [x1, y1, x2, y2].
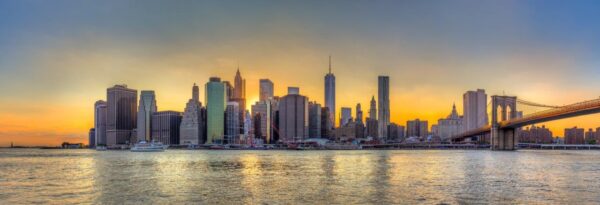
[452, 97, 600, 143]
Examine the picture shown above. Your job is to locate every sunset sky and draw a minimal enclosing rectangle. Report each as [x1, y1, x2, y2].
[1, 0, 600, 146]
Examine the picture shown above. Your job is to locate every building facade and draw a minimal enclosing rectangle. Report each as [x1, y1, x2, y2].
[88, 128, 95, 148]
[206, 77, 226, 144]
[356, 103, 363, 124]
[278, 88, 308, 142]
[94, 100, 107, 146]
[251, 100, 273, 143]
[320, 107, 332, 139]
[463, 89, 488, 132]
[407, 119, 428, 138]
[340, 107, 352, 127]
[519, 125, 553, 144]
[225, 102, 240, 144]
[324, 56, 336, 128]
[435, 104, 463, 141]
[378, 76, 390, 139]
[259, 79, 274, 102]
[106, 85, 137, 145]
[151, 111, 182, 145]
[564, 127, 585, 144]
[180, 84, 206, 145]
[308, 101, 322, 138]
[137, 90, 157, 143]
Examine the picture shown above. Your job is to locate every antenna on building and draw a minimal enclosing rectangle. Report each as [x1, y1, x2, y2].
[328, 55, 332, 74]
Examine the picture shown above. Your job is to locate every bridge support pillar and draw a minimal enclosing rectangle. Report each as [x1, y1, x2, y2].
[491, 127, 516, 151]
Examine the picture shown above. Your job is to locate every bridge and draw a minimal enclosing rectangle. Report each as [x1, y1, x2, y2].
[452, 95, 600, 150]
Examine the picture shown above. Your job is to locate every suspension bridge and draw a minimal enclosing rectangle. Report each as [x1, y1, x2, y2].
[451, 95, 600, 150]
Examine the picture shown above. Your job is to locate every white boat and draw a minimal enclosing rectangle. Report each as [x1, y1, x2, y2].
[130, 141, 168, 152]
[96, 146, 107, 151]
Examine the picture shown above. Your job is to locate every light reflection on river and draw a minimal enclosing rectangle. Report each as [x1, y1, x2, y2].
[1, 149, 600, 204]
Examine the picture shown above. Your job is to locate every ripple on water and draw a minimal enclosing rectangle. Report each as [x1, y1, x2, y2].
[1, 149, 600, 204]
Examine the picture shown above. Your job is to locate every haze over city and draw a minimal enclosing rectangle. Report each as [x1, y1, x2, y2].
[2, 0, 600, 146]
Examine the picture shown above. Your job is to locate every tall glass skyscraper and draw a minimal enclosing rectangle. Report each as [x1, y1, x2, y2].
[137, 90, 157, 142]
[324, 56, 335, 128]
[378, 76, 390, 140]
[205, 77, 226, 144]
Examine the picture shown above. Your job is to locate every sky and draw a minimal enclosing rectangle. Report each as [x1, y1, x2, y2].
[1, 0, 600, 146]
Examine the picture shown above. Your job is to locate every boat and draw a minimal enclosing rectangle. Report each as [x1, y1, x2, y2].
[130, 141, 168, 152]
[96, 146, 107, 151]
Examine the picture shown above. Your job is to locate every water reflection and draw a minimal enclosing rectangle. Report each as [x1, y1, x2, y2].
[2, 149, 600, 204]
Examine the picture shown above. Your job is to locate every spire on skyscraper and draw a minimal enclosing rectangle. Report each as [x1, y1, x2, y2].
[328, 55, 332, 74]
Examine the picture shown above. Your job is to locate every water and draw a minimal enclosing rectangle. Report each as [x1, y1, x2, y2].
[1, 149, 600, 204]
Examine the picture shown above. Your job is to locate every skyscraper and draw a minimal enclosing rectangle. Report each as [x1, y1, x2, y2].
[137, 90, 157, 143]
[151, 111, 182, 145]
[324, 56, 335, 128]
[94, 100, 107, 146]
[308, 101, 322, 138]
[463, 89, 488, 131]
[106, 85, 137, 145]
[356, 103, 363, 124]
[225, 101, 240, 144]
[340, 107, 352, 126]
[320, 107, 332, 139]
[232, 69, 246, 135]
[378, 76, 390, 139]
[180, 83, 206, 145]
[279, 88, 308, 142]
[369, 96, 376, 120]
[259, 79, 274, 101]
[251, 100, 272, 143]
[206, 77, 226, 144]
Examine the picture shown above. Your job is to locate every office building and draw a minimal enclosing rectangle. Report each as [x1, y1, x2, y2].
[341, 107, 352, 126]
[88, 128, 95, 148]
[324, 56, 336, 128]
[151, 111, 182, 145]
[366, 118, 378, 138]
[225, 102, 240, 144]
[94, 100, 107, 146]
[251, 100, 273, 143]
[435, 104, 463, 141]
[180, 84, 206, 145]
[378, 76, 390, 139]
[137, 90, 157, 143]
[308, 101, 322, 138]
[356, 103, 363, 124]
[206, 77, 226, 144]
[387, 123, 399, 141]
[106, 85, 137, 145]
[259, 79, 274, 101]
[321, 107, 332, 139]
[278, 88, 308, 142]
[407, 119, 428, 138]
[463, 89, 488, 131]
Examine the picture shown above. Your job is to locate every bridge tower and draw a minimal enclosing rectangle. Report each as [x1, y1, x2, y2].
[491, 95, 517, 150]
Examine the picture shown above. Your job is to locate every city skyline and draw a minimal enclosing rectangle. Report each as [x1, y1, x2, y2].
[2, 1, 600, 146]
